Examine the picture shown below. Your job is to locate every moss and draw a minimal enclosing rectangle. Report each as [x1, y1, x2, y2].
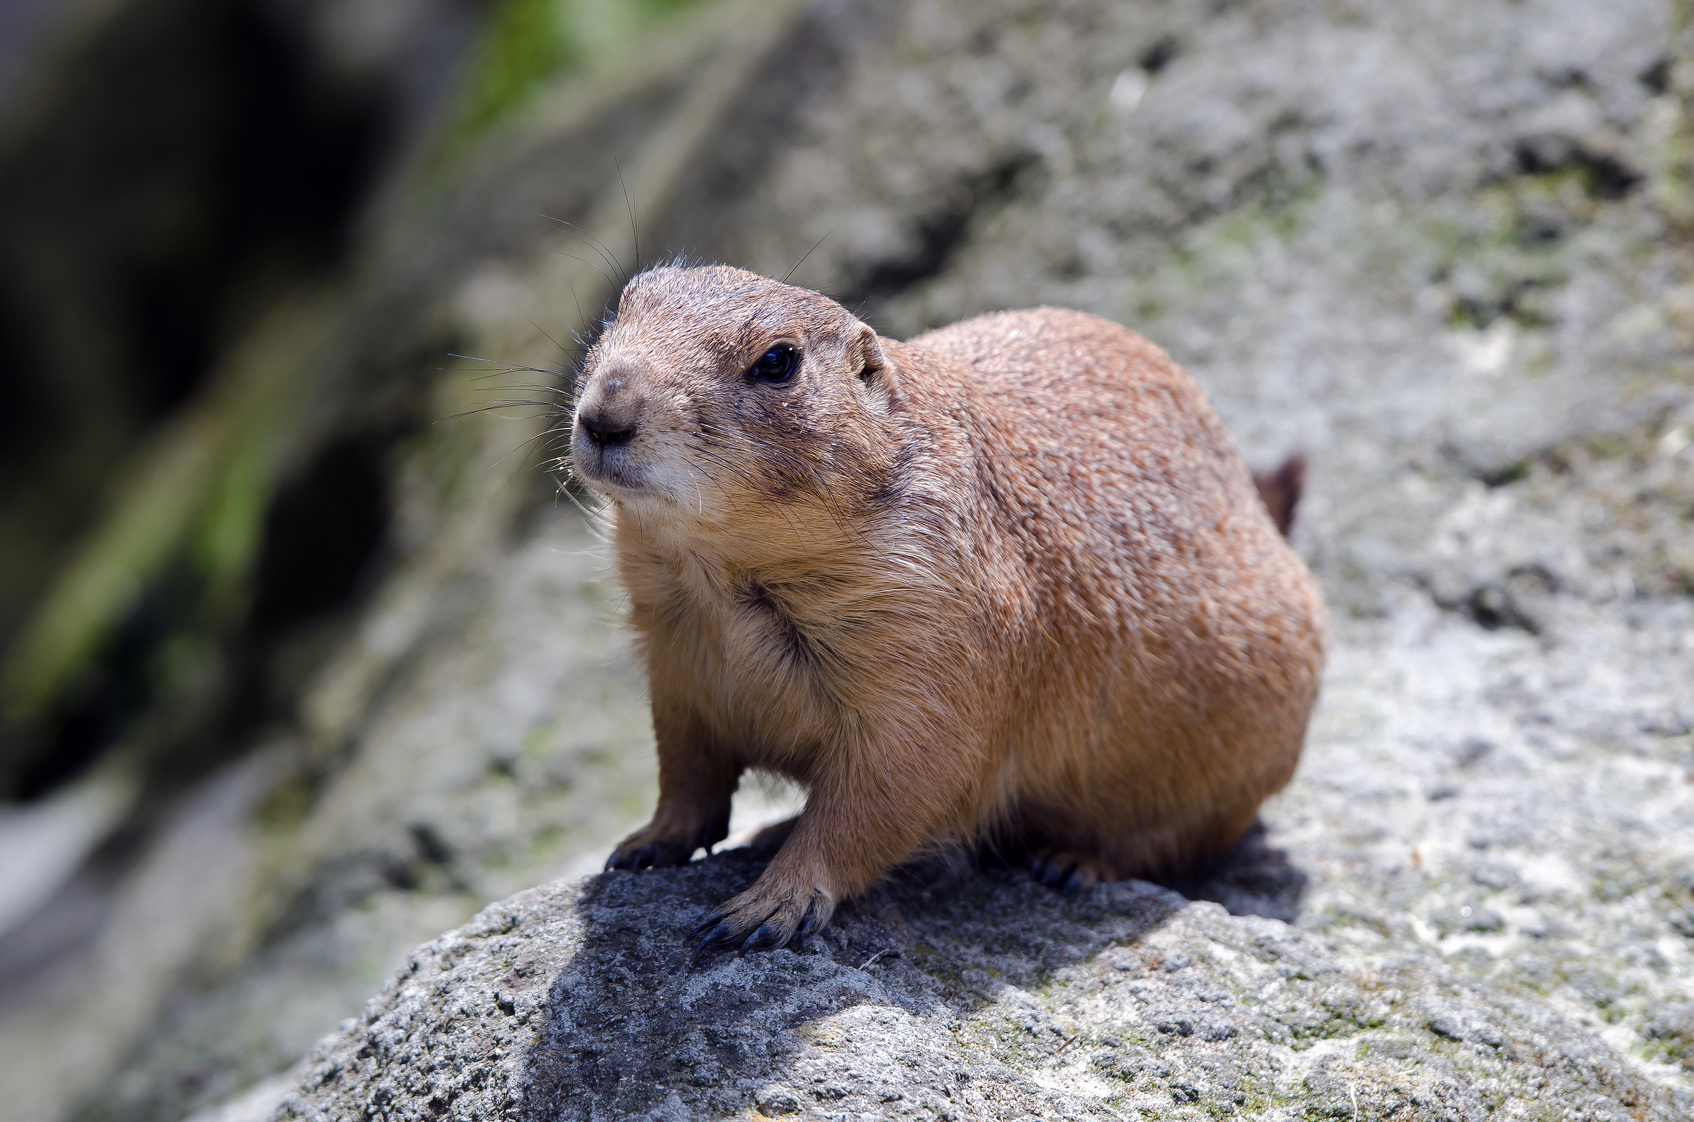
[456, 0, 573, 136]
[1643, 1002, 1694, 1070]
[521, 723, 554, 758]
[1118, 172, 1323, 334]
[192, 362, 296, 616]
[450, 0, 705, 143]
[1189, 172, 1321, 256]
[0, 294, 329, 727]
[0, 432, 207, 722]
[255, 771, 316, 831]
[1429, 157, 1657, 331]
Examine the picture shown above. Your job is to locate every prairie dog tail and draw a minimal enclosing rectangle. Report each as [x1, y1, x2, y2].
[1252, 454, 1306, 538]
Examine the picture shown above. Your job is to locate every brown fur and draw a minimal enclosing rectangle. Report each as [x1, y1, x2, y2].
[570, 265, 1326, 952]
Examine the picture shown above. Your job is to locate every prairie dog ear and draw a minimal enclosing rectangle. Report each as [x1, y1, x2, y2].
[849, 323, 897, 398]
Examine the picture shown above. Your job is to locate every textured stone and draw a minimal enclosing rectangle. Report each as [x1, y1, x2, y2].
[276, 858, 1689, 1119]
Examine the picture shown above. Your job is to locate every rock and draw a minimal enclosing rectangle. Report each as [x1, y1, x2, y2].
[178, 1074, 297, 1122]
[274, 858, 1689, 1119]
[0, 748, 289, 1122]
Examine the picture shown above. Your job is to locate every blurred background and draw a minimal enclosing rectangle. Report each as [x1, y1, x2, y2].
[2, 1, 1693, 1120]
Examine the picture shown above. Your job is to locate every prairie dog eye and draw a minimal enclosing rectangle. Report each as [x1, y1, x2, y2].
[748, 343, 799, 384]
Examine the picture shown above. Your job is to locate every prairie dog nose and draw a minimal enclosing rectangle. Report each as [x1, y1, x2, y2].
[577, 405, 637, 448]
[576, 355, 650, 448]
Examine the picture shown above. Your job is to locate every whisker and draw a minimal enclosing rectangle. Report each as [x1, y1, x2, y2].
[557, 481, 607, 528]
[484, 381, 576, 401]
[447, 354, 572, 380]
[537, 213, 626, 283]
[570, 286, 589, 345]
[523, 284, 591, 356]
[525, 314, 578, 364]
[551, 249, 618, 290]
[487, 425, 569, 472]
[616, 158, 639, 278]
[437, 401, 561, 422]
[781, 230, 831, 285]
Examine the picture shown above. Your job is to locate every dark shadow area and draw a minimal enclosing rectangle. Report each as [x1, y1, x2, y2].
[1511, 139, 1643, 202]
[18, 569, 206, 799]
[248, 433, 394, 636]
[509, 842, 1265, 1120]
[1160, 819, 1309, 925]
[977, 817, 1311, 926]
[843, 152, 1041, 306]
[0, 0, 396, 797]
[12, 429, 397, 801]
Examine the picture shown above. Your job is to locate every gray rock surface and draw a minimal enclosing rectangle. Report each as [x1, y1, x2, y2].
[276, 858, 1689, 1120]
[4, 0, 1693, 1118]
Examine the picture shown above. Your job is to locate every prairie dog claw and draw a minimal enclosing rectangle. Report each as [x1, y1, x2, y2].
[692, 879, 835, 960]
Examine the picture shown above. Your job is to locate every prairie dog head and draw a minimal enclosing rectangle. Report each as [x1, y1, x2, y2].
[571, 265, 899, 535]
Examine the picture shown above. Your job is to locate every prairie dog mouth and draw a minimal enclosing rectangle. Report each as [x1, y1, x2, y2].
[571, 430, 651, 496]
[570, 416, 716, 513]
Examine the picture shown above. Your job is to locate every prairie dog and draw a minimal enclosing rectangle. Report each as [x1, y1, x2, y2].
[570, 265, 1325, 952]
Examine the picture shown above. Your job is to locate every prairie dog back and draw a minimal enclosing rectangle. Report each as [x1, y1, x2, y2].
[906, 309, 1323, 877]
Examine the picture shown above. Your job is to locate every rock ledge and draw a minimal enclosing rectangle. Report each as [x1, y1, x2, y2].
[277, 853, 1687, 1120]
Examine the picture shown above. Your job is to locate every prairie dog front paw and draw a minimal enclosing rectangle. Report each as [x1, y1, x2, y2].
[605, 808, 729, 871]
[693, 870, 836, 956]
